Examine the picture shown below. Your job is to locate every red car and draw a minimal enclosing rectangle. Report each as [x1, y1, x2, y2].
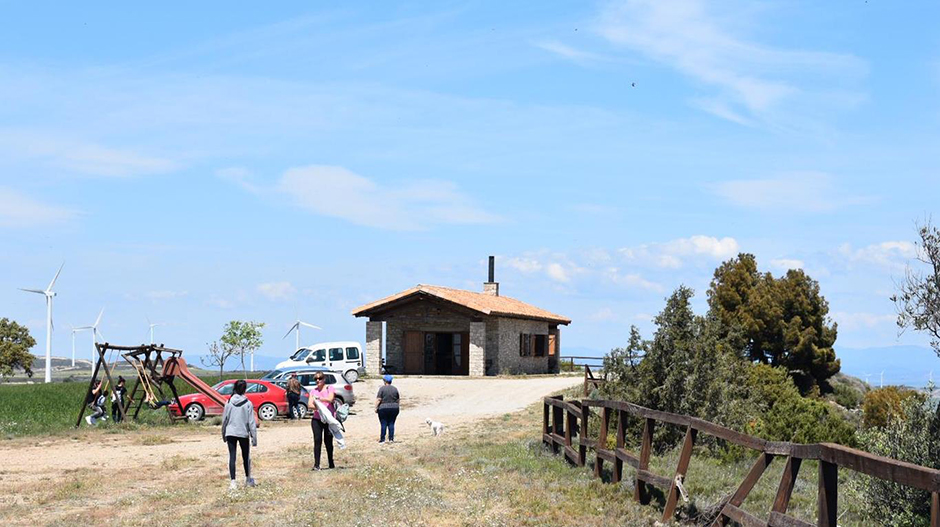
[168, 379, 289, 422]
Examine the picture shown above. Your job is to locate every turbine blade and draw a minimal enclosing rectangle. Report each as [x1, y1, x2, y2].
[282, 322, 298, 339]
[47, 262, 64, 292]
[94, 308, 104, 328]
[299, 322, 322, 330]
[19, 288, 45, 294]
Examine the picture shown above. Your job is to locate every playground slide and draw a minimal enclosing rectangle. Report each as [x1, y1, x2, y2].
[162, 357, 228, 408]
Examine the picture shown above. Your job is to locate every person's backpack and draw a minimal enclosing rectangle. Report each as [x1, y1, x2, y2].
[335, 403, 350, 423]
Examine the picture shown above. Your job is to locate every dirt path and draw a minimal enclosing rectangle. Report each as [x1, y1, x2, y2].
[0, 375, 580, 492]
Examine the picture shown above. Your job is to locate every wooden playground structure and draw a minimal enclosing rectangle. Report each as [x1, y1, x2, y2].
[75, 342, 226, 427]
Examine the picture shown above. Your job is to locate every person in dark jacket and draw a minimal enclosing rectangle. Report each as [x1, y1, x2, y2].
[221, 379, 258, 489]
[286, 373, 302, 419]
[85, 380, 108, 426]
[375, 374, 400, 443]
[111, 376, 128, 422]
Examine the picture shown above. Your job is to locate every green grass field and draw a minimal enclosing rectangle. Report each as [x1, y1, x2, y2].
[0, 371, 266, 439]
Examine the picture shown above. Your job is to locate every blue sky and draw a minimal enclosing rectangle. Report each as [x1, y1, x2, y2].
[2, 1, 938, 369]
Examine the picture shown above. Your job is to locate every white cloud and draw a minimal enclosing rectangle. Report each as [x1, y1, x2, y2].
[619, 235, 739, 268]
[506, 257, 543, 274]
[604, 268, 663, 292]
[145, 290, 189, 300]
[534, 41, 609, 64]
[0, 131, 177, 177]
[276, 165, 500, 230]
[713, 172, 871, 213]
[837, 241, 918, 271]
[546, 263, 570, 283]
[590, 307, 619, 322]
[257, 281, 296, 301]
[832, 311, 897, 331]
[770, 258, 804, 271]
[206, 297, 235, 309]
[596, 0, 867, 127]
[215, 166, 260, 193]
[0, 187, 79, 227]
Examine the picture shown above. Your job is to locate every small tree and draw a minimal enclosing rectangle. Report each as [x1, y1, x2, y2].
[0, 318, 37, 381]
[200, 341, 235, 383]
[893, 220, 940, 357]
[220, 320, 265, 376]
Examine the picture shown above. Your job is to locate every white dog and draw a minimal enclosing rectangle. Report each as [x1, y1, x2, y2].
[426, 418, 445, 436]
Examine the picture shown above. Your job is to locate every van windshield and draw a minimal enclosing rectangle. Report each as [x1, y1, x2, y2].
[290, 348, 310, 361]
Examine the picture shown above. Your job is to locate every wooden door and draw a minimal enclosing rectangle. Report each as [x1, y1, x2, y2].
[548, 334, 557, 356]
[403, 331, 424, 374]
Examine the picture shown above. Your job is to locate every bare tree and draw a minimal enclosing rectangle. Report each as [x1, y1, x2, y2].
[200, 340, 235, 383]
[892, 220, 940, 356]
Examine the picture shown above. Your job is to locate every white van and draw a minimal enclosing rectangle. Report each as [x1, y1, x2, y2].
[275, 341, 365, 382]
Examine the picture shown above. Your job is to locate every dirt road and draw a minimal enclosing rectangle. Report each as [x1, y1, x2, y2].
[0, 375, 580, 492]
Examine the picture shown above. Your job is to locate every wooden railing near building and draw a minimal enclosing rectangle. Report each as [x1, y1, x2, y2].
[542, 370, 940, 527]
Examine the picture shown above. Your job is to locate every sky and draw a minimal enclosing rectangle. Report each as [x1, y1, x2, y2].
[1, 1, 939, 371]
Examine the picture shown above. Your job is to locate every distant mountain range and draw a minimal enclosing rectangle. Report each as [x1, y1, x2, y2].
[563, 345, 940, 388]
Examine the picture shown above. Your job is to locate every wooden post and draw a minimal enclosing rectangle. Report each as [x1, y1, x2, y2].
[713, 452, 773, 526]
[613, 408, 626, 484]
[542, 401, 549, 442]
[772, 457, 802, 515]
[595, 406, 610, 478]
[818, 460, 837, 527]
[635, 417, 654, 505]
[575, 401, 586, 467]
[583, 365, 590, 397]
[552, 403, 563, 454]
[663, 426, 697, 521]
[932, 491, 938, 527]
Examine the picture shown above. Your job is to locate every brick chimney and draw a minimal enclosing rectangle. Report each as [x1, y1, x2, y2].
[483, 255, 499, 296]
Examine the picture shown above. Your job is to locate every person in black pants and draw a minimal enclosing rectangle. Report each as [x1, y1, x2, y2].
[375, 374, 400, 443]
[286, 373, 302, 419]
[221, 379, 258, 489]
[309, 372, 336, 470]
[111, 376, 128, 422]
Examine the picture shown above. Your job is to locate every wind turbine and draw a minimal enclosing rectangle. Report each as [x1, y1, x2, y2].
[69, 325, 90, 367]
[147, 317, 165, 345]
[19, 263, 64, 383]
[863, 373, 871, 386]
[283, 319, 322, 358]
[77, 309, 106, 366]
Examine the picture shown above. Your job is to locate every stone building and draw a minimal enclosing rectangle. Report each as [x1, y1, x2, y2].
[352, 258, 571, 377]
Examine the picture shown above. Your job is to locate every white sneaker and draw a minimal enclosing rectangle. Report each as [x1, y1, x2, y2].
[245, 478, 256, 487]
[229, 479, 238, 490]
[85, 416, 92, 425]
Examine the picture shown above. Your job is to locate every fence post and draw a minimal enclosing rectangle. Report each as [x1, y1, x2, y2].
[583, 365, 590, 397]
[663, 425, 697, 521]
[772, 457, 802, 515]
[635, 417, 654, 505]
[818, 460, 837, 527]
[552, 398, 564, 454]
[932, 491, 938, 527]
[574, 401, 586, 467]
[613, 408, 626, 484]
[595, 406, 610, 479]
[542, 401, 549, 444]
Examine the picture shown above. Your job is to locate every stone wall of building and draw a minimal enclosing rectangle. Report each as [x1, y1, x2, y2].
[485, 317, 499, 374]
[365, 321, 383, 376]
[381, 301, 475, 374]
[469, 321, 486, 376]
[495, 317, 552, 374]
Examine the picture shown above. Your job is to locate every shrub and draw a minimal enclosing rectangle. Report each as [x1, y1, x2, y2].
[855, 393, 940, 526]
[862, 386, 922, 429]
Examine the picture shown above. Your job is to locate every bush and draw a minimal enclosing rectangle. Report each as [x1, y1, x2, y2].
[862, 386, 922, 429]
[829, 376, 866, 409]
[855, 392, 940, 526]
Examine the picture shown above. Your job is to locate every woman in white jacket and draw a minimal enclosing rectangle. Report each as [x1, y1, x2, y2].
[221, 379, 257, 489]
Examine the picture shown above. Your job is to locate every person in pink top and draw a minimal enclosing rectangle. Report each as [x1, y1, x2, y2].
[308, 372, 336, 470]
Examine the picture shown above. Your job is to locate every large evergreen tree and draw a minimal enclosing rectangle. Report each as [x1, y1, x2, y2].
[707, 253, 839, 392]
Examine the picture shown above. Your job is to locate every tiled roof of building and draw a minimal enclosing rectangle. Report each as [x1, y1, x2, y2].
[351, 284, 571, 325]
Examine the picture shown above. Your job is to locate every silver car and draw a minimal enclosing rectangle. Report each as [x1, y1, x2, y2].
[263, 366, 356, 407]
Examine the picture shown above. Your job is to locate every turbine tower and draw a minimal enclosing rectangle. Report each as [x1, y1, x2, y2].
[283, 319, 322, 357]
[19, 263, 64, 383]
[69, 325, 90, 367]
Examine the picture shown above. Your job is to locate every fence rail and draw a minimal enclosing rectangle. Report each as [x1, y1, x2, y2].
[541, 367, 940, 527]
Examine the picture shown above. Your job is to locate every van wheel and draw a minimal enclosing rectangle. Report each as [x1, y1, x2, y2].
[344, 369, 359, 383]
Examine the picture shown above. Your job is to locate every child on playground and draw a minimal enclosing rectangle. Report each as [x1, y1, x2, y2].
[85, 379, 108, 426]
[111, 376, 128, 422]
[221, 379, 257, 490]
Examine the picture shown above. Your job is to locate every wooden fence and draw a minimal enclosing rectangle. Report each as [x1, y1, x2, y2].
[542, 373, 940, 526]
